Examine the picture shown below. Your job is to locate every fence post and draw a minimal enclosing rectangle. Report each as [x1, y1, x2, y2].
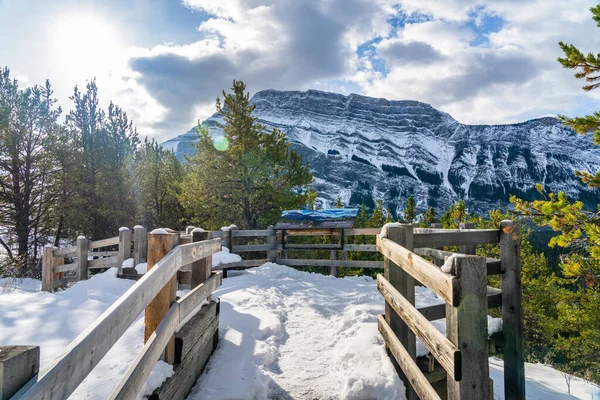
[133, 226, 147, 266]
[145, 229, 178, 365]
[459, 222, 476, 255]
[330, 231, 338, 277]
[75, 236, 89, 281]
[0, 345, 40, 399]
[430, 223, 444, 266]
[41, 246, 53, 292]
[384, 225, 417, 400]
[446, 255, 490, 400]
[228, 225, 237, 252]
[267, 225, 277, 262]
[191, 229, 214, 289]
[500, 220, 525, 400]
[341, 229, 348, 267]
[117, 227, 132, 275]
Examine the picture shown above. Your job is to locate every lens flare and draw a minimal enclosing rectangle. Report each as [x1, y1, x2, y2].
[213, 136, 229, 151]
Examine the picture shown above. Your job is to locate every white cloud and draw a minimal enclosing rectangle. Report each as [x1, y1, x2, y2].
[2, 0, 600, 140]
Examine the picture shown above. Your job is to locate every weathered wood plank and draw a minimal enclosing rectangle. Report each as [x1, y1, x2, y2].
[212, 259, 268, 271]
[500, 220, 525, 400]
[53, 263, 77, 274]
[343, 228, 381, 236]
[275, 258, 384, 269]
[152, 302, 218, 400]
[413, 230, 499, 248]
[417, 286, 503, 321]
[109, 304, 180, 400]
[145, 232, 178, 365]
[191, 231, 214, 289]
[180, 239, 222, 267]
[13, 246, 184, 400]
[174, 301, 218, 363]
[133, 226, 147, 265]
[414, 248, 502, 275]
[88, 250, 118, 257]
[344, 244, 378, 252]
[178, 273, 222, 322]
[459, 222, 477, 255]
[267, 226, 277, 262]
[88, 256, 119, 269]
[446, 255, 490, 400]
[387, 225, 417, 400]
[41, 247, 54, 292]
[76, 237, 89, 281]
[53, 246, 76, 257]
[377, 236, 458, 306]
[377, 275, 461, 380]
[89, 236, 119, 249]
[282, 228, 341, 236]
[276, 243, 343, 250]
[231, 244, 275, 252]
[378, 315, 441, 400]
[117, 228, 132, 275]
[232, 229, 271, 237]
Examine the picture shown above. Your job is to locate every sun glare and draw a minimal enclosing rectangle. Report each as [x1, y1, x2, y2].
[51, 14, 122, 76]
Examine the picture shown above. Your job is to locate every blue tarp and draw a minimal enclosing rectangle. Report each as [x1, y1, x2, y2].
[275, 208, 358, 229]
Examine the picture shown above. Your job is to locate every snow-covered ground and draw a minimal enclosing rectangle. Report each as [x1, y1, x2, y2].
[1, 259, 599, 399]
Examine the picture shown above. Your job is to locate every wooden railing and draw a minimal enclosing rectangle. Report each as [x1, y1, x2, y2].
[376, 221, 524, 400]
[186, 226, 384, 278]
[12, 234, 222, 400]
[42, 226, 148, 292]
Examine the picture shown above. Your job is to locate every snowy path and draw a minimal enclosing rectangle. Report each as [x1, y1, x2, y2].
[1, 262, 599, 399]
[189, 264, 503, 400]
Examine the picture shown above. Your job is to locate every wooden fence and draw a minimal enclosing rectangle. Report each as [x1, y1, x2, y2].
[24, 222, 524, 399]
[41, 226, 148, 292]
[10, 230, 222, 400]
[377, 221, 524, 400]
[183, 225, 383, 278]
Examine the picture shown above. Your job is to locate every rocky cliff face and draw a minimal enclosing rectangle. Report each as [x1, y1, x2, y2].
[162, 89, 600, 215]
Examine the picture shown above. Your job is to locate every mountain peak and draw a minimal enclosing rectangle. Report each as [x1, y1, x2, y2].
[162, 89, 599, 214]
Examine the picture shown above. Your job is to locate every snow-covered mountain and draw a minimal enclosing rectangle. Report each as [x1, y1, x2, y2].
[162, 89, 600, 215]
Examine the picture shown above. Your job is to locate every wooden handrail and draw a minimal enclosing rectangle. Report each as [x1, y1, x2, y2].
[378, 315, 441, 400]
[109, 271, 222, 399]
[14, 238, 221, 400]
[89, 236, 119, 249]
[377, 275, 461, 380]
[376, 235, 458, 306]
[413, 229, 499, 248]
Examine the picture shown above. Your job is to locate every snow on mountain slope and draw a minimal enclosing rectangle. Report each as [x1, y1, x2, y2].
[162, 89, 600, 215]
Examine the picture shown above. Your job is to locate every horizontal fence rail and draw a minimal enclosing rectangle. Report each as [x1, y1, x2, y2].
[42, 227, 149, 292]
[15, 238, 222, 400]
[374, 222, 524, 400]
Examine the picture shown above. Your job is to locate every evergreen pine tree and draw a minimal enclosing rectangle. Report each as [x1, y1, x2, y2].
[335, 197, 343, 208]
[512, 6, 600, 287]
[181, 81, 312, 229]
[135, 138, 184, 229]
[420, 206, 438, 227]
[359, 203, 367, 228]
[306, 187, 317, 210]
[368, 200, 386, 227]
[404, 196, 416, 224]
[0, 68, 61, 271]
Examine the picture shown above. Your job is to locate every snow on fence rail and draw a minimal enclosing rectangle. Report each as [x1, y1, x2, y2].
[42, 226, 148, 292]
[377, 221, 525, 400]
[8, 232, 222, 400]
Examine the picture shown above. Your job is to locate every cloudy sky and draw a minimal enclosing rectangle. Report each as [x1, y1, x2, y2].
[2, 0, 600, 142]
